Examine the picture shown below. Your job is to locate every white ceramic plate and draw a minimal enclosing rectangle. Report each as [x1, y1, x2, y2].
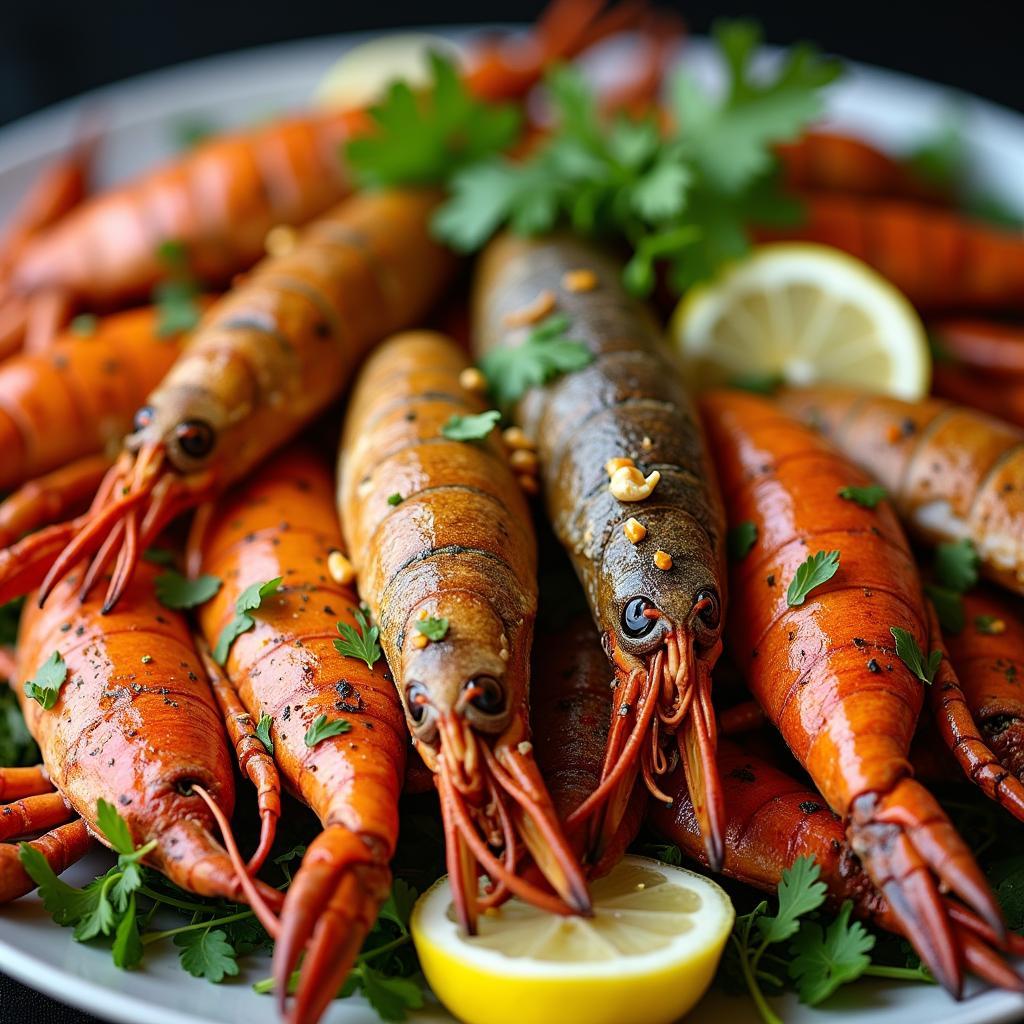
[2, 26, 1024, 1024]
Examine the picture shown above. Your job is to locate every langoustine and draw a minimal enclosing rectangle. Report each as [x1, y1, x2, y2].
[196, 446, 406, 1024]
[778, 386, 1024, 596]
[472, 232, 728, 867]
[0, 187, 455, 613]
[2, 559, 280, 909]
[337, 329, 589, 933]
[701, 389, 1006, 995]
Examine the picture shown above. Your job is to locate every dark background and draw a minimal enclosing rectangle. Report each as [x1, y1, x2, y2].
[0, 0, 1022, 128]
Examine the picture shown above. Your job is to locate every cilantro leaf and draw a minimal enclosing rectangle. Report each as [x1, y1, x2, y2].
[359, 965, 424, 1022]
[19, 843, 101, 925]
[112, 894, 144, 970]
[415, 616, 449, 642]
[890, 625, 942, 684]
[671, 21, 841, 194]
[837, 484, 887, 509]
[23, 650, 67, 710]
[728, 521, 758, 561]
[379, 878, 418, 933]
[213, 577, 282, 665]
[97, 798, 136, 856]
[479, 314, 592, 408]
[789, 900, 874, 1005]
[933, 538, 978, 593]
[304, 713, 353, 748]
[757, 855, 827, 945]
[70, 314, 98, 336]
[155, 570, 222, 610]
[346, 53, 521, 188]
[334, 606, 382, 669]
[925, 583, 965, 634]
[786, 550, 840, 607]
[440, 409, 501, 441]
[255, 713, 274, 755]
[175, 928, 240, 983]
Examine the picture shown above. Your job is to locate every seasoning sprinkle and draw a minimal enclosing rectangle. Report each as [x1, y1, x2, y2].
[653, 550, 673, 571]
[623, 518, 647, 544]
[328, 550, 355, 586]
[504, 288, 556, 327]
[459, 366, 488, 393]
[562, 268, 598, 292]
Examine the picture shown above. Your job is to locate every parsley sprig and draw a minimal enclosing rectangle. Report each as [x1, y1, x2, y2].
[786, 550, 840, 607]
[478, 313, 592, 409]
[155, 569, 222, 610]
[430, 22, 839, 295]
[23, 650, 67, 710]
[890, 626, 942, 684]
[212, 577, 283, 665]
[334, 605, 382, 669]
[441, 409, 501, 441]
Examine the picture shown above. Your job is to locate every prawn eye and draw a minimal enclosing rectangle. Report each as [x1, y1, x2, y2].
[622, 596, 656, 639]
[175, 419, 216, 460]
[466, 676, 504, 715]
[133, 405, 155, 432]
[695, 588, 721, 631]
[406, 682, 430, 723]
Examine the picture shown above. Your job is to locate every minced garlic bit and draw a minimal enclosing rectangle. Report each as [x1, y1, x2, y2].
[641, 436, 653, 450]
[328, 550, 355, 586]
[502, 426, 536, 451]
[623, 517, 647, 544]
[653, 550, 673, 571]
[459, 367, 488, 394]
[605, 456, 635, 477]
[264, 224, 298, 257]
[609, 466, 660, 502]
[510, 448, 538, 473]
[504, 289, 556, 327]
[517, 473, 539, 495]
[562, 268, 598, 293]
[412, 632, 429, 649]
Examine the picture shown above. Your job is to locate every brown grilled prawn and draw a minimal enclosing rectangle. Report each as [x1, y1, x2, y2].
[472, 232, 728, 868]
[779, 386, 1024, 596]
[338, 330, 589, 934]
[701, 389, 1007, 995]
[0, 0, 640, 350]
[0, 304, 203, 544]
[531, 611, 648, 874]
[650, 740, 1024, 992]
[196, 446, 406, 1024]
[0, 188, 455, 614]
[1, 560, 281, 908]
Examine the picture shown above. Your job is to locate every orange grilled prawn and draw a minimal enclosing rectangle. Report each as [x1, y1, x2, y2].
[701, 389, 1007, 996]
[195, 447, 406, 1024]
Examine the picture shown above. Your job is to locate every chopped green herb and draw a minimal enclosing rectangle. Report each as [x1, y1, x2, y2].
[153, 240, 202, 338]
[441, 409, 501, 441]
[387, 492, 404, 506]
[924, 583, 965, 634]
[212, 577, 283, 665]
[70, 314, 99, 336]
[890, 625, 942, 684]
[345, 53, 521, 188]
[974, 614, 1005, 635]
[304, 714, 352, 748]
[728, 372, 783, 395]
[23, 650, 67, 710]
[155, 569, 222, 610]
[837, 484, 887, 509]
[789, 900, 874, 1005]
[175, 928, 239, 983]
[728, 521, 758, 561]
[478, 314, 592, 408]
[142, 547, 176, 566]
[255, 713, 274, 756]
[786, 550, 840, 607]
[933, 538, 978, 593]
[415, 616, 449, 642]
[334, 606, 382, 669]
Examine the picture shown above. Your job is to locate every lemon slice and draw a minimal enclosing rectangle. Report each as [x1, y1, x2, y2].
[411, 855, 734, 1024]
[314, 33, 465, 109]
[671, 242, 930, 399]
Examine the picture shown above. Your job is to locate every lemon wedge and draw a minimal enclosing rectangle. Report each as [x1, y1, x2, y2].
[411, 855, 734, 1024]
[670, 242, 930, 399]
[314, 33, 464, 110]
